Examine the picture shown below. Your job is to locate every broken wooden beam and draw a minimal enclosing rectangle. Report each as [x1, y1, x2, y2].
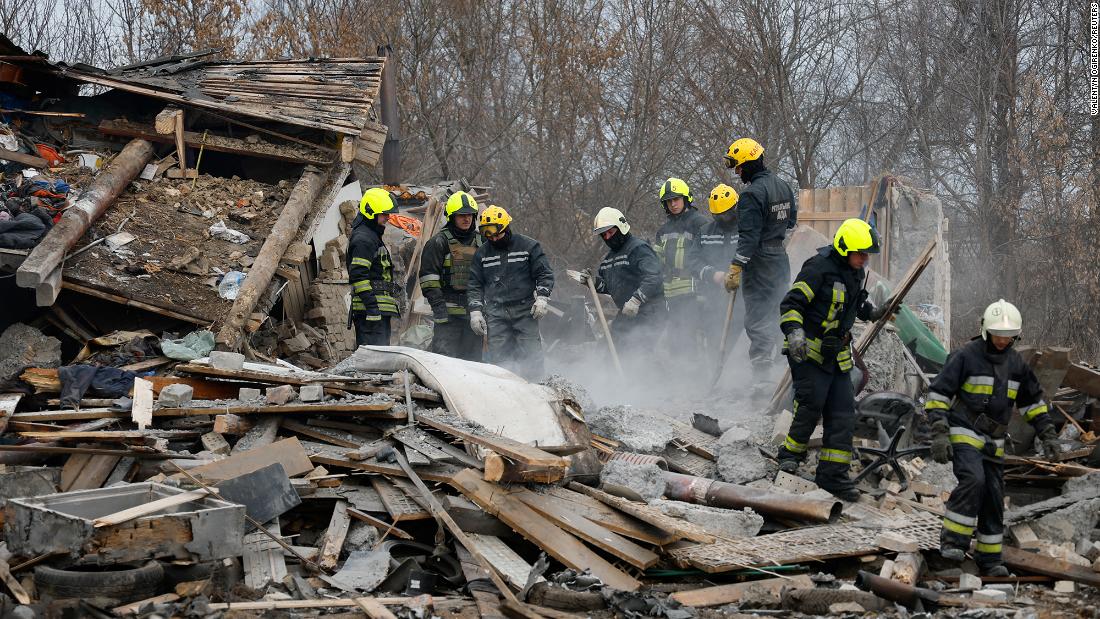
[99, 119, 331, 165]
[216, 166, 329, 351]
[417, 412, 567, 467]
[483, 451, 566, 484]
[17, 139, 155, 289]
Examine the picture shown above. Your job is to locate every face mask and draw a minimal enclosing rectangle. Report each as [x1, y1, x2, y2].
[603, 230, 626, 251]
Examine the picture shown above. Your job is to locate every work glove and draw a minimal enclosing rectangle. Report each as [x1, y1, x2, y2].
[930, 418, 952, 464]
[1038, 426, 1060, 460]
[868, 303, 891, 321]
[786, 328, 808, 363]
[531, 296, 550, 320]
[568, 269, 591, 285]
[621, 296, 642, 317]
[724, 264, 743, 292]
[469, 310, 487, 336]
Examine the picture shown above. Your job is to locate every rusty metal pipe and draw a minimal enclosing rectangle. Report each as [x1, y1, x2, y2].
[663, 471, 842, 523]
[855, 571, 934, 609]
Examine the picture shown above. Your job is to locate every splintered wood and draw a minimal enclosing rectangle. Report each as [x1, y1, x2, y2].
[668, 511, 942, 573]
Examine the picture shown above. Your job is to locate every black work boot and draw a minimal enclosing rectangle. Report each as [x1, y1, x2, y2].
[979, 563, 1010, 577]
[776, 446, 805, 473]
[815, 461, 860, 501]
[939, 530, 967, 562]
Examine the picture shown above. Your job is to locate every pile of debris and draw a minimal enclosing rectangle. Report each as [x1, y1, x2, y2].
[0, 319, 1097, 617]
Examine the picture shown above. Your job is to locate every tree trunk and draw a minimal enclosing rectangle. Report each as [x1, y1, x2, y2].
[215, 166, 328, 351]
[17, 139, 154, 289]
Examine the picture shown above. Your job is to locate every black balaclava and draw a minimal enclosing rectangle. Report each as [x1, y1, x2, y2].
[603, 229, 628, 251]
[489, 227, 513, 250]
[715, 209, 738, 231]
[738, 157, 767, 184]
[446, 217, 476, 243]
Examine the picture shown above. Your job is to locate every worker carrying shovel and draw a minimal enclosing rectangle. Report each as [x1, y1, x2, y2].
[570, 208, 665, 367]
[925, 299, 1058, 577]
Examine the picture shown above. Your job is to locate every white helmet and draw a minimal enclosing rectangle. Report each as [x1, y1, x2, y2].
[593, 207, 630, 236]
[981, 299, 1022, 340]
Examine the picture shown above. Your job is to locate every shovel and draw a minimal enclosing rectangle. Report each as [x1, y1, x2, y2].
[708, 289, 737, 393]
[570, 270, 624, 378]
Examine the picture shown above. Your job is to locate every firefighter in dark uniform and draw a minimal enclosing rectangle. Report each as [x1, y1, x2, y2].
[696, 184, 746, 364]
[925, 299, 1058, 576]
[467, 206, 555, 379]
[654, 177, 710, 354]
[347, 187, 400, 347]
[419, 191, 483, 361]
[571, 207, 665, 355]
[723, 138, 797, 382]
[776, 219, 888, 501]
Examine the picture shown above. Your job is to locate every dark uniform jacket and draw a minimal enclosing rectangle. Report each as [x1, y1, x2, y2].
[779, 246, 872, 371]
[595, 233, 663, 310]
[924, 339, 1053, 445]
[654, 208, 710, 298]
[418, 223, 482, 322]
[695, 217, 739, 287]
[347, 215, 398, 318]
[733, 169, 796, 266]
[467, 232, 554, 313]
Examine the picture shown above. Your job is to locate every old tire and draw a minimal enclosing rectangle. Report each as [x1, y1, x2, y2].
[35, 561, 164, 603]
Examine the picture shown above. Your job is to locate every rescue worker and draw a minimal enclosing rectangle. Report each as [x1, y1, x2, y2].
[925, 299, 1058, 576]
[654, 177, 710, 353]
[776, 219, 888, 501]
[419, 191, 483, 361]
[347, 187, 399, 347]
[723, 138, 797, 381]
[467, 206, 555, 378]
[570, 207, 665, 354]
[696, 184, 745, 363]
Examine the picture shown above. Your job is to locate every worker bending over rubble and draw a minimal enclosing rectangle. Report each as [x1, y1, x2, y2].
[722, 138, 796, 386]
[925, 299, 1058, 577]
[571, 207, 665, 357]
[467, 205, 555, 379]
[695, 184, 745, 364]
[654, 177, 710, 358]
[419, 191, 483, 361]
[776, 219, 889, 501]
[347, 187, 400, 347]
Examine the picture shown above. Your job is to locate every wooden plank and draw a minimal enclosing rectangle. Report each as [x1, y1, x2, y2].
[370, 476, 431, 521]
[231, 416, 283, 455]
[0, 393, 22, 434]
[66, 454, 122, 491]
[450, 470, 641, 591]
[1003, 546, 1100, 588]
[516, 490, 659, 569]
[113, 593, 180, 615]
[541, 487, 676, 545]
[417, 412, 567, 467]
[309, 453, 461, 484]
[0, 147, 48, 168]
[0, 559, 31, 604]
[391, 426, 453, 461]
[1064, 363, 1100, 398]
[98, 119, 330, 165]
[243, 520, 287, 589]
[174, 363, 441, 402]
[206, 597, 420, 611]
[93, 489, 208, 528]
[669, 575, 815, 608]
[355, 597, 398, 619]
[318, 501, 352, 570]
[60, 453, 92, 491]
[1033, 348, 1072, 400]
[466, 534, 544, 589]
[567, 483, 715, 543]
[281, 419, 361, 448]
[179, 437, 313, 483]
[347, 508, 414, 540]
[62, 279, 212, 324]
[132, 377, 154, 430]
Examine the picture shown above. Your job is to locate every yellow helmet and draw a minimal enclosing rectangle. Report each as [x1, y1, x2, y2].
[659, 177, 693, 206]
[359, 187, 396, 220]
[479, 205, 512, 236]
[724, 138, 764, 169]
[708, 184, 739, 214]
[833, 218, 881, 256]
[445, 191, 479, 219]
